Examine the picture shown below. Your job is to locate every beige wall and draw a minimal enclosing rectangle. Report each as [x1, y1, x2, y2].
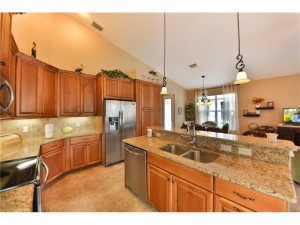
[238, 74, 300, 133]
[11, 13, 188, 128]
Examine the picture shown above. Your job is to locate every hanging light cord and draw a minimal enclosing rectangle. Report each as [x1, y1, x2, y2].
[162, 12, 167, 87]
[236, 12, 245, 72]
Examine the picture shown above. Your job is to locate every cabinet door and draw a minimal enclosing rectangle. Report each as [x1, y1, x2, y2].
[147, 164, 171, 212]
[70, 143, 87, 170]
[42, 147, 65, 184]
[141, 83, 152, 109]
[15, 56, 40, 117]
[0, 13, 11, 77]
[172, 175, 213, 212]
[86, 140, 101, 165]
[141, 110, 152, 136]
[277, 127, 294, 141]
[152, 110, 161, 127]
[81, 76, 97, 115]
[40, 66, 57, 117]
[60, 72, 80, 116]
[103, 77, 119, 99]
[214, 195, 253, 212]
[152, 85, 161, 109]
[119, 79, 134, 100]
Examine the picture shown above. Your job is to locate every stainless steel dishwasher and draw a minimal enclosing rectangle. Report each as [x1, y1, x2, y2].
[124, 144, 147, 202]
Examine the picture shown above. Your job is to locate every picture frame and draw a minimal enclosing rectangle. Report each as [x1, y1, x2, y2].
[267, 101, 274, 108]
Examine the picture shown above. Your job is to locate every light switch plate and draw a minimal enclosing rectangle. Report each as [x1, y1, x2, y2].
[238, 147, 252, 156]
[220, 144, 232, 152]
[23, 125, 29, 133]
[76, 121, 80, 128]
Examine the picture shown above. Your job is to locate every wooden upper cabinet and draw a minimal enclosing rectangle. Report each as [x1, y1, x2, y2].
[60, 71, 97, 116]
[15, 53, 58, 117]
[102, 75, 134, 100]
[0, 13, 11, 77]
[141, 83, 152, 109]
[0, 13, 14, 119]
[81, 75, 97, 115]
[152, 85, 161, 109]
[60, 71, 80, 116]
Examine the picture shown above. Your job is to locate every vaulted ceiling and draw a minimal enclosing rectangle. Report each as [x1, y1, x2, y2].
[67, 13, 300, 90]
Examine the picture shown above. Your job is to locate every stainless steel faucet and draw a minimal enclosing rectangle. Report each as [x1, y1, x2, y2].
[189, 122, 197, 147]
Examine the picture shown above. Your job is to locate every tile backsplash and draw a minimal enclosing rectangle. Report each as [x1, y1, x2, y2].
[0, 116, 102, 139]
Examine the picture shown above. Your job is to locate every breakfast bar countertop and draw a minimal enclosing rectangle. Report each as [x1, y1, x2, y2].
[0, 130, 101, 162]
[123, 135, 297, 203]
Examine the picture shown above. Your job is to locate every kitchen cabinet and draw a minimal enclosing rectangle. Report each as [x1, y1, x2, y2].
[70, 134, 101, 170]
[102, 75, 134, 100]
[214, 195, 254, 212]
[60, 71, 97, 116]
[40, 140, 65, 184]
[0, 13, 11, 78]
[15, 53, 58, 117]
[135, 80, 162, 136]
[147, 153, 213, 212]
[0, 13, 14, 119]
[277, 125, 300, 146]
[214, 177, 287, 212]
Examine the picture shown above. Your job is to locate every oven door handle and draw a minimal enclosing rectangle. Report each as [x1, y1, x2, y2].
[41, 161, 49, 189]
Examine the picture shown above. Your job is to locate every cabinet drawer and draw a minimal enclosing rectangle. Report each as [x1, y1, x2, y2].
[70, 134, 100, 145]
[214, 177, 287, 212]
[40, 140, 64, 154]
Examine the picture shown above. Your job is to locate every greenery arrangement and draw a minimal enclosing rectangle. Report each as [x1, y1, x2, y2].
[185, 103, 195, 110]
[148, 70, 158, 76]
[101, 69, 133, 80]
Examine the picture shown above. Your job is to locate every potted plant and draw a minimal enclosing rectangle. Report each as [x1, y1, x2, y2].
[185, 103, 195, 111]
[252, 97, 264, 108]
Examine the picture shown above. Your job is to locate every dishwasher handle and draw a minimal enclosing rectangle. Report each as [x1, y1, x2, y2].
[125, 146, 145, 157]
[41, 161, 49, 189]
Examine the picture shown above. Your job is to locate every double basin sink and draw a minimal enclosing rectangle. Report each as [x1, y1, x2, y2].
[159, 143, 219, 163]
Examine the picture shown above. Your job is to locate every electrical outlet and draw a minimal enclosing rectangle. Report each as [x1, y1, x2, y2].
[220, 144, 232, 152]
[156, 132, 161, 137]
[23, 125, 29, 133]
[76, 121, 80, 128]
[238, 147, 252, 156]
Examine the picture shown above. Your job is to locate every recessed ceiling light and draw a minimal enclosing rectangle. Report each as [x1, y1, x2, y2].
[189, 63, 198, 68]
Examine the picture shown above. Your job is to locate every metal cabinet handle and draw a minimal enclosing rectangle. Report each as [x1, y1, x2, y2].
[0, 61, 6, 66]
[233, 191, 255, 202]
[41, 161, 49, 189]
[167, 178, 170, 181]
[233, 206, 241, 212]
[125, 147, 144, 156]
[0, 80, 14, 112]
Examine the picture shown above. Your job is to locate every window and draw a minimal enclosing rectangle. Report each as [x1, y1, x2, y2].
[196, 93, 237, 131]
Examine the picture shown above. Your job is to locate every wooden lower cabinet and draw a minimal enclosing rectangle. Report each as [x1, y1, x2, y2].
[40, 140, 65, 184]
[214, 195, 253, 212]
[147, 163, 213, 212]
[70, 134, 102, 170]
[214, 177, 288, 212]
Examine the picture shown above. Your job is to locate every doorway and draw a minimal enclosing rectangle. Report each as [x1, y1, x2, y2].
[163, 94, 175, 130]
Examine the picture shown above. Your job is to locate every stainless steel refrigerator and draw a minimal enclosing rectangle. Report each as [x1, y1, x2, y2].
[103, 100, 136, 166]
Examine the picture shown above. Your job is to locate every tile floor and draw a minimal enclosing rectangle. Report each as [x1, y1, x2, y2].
[43, 162, 155, 212]
[43, 162, 299, 212]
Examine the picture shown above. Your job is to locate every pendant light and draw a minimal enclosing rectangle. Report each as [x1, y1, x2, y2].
[196, 76, 211, 106]
[234, 13, 250, 85]
[160, 12, 169, 95]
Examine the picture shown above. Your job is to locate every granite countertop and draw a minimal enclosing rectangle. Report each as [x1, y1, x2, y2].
[123, 135, 297, 203]
[150, 126, 297, 152]
[0, 130, 101, 162]
[0, 184, 34, 212]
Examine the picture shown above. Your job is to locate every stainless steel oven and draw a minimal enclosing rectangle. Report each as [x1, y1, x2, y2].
[0, 156, 49, 212]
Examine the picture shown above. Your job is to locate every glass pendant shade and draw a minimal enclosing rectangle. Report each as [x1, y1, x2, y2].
[160, 86, 169, 95]
[234, 70, 250, 84]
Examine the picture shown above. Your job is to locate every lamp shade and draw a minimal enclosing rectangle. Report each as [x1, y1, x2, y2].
[160, 86, 169, 95]
[234, 71, 250, 84]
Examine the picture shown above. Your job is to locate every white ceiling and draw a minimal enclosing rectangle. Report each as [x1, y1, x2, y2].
[67, 13, 300, 90]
